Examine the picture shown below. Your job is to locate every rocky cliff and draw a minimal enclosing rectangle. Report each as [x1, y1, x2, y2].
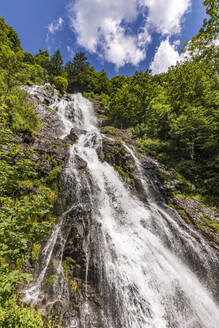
[21, 84, 219, 328]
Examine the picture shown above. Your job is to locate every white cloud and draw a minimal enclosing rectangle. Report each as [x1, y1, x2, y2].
[67, 0, 191, 68]
[173, 40, 181, 47]
[140, 0, 191, 35]
[66, 45, 75, 59]
[48, 17, 64, 34]
[68, 0, 148, 68]
[150, 39, 181, 74]
[46, 17, 64, 47]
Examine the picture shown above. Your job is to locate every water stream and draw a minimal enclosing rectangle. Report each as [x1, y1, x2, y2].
[24, 87, 219, 328]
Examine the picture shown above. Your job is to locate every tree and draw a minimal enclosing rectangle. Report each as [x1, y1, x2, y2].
[111, 75, 127, 93]
[110, 82, 142, 128]
[0, 45, 27, 103]
[35, 49, 50, 72]
[183, 0, 219, 72]
[0, 17, 21, 50]
[143, 86, 172, 140]
[165, 60, 215, 113]
[48, 50, 63, 78]
[65, 52, 89, 92]
[23, 52, 35, 65]
[87, 67, 111, 94]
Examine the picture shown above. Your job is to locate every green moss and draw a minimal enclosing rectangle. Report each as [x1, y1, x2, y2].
[97, 114, 108, 120]
[200, 216, 219, 234]
[99, 151, 105, 161]
[57, 90, 62, 98]
[168, 201, 176, 210]
[168, 202, 193, 225]
[47, 105, 55, 113]
[207, 277, 216, 287]
[159, 171, 170, 183]
[63, 257, 72, 281]
[0, 96, 62, 325]
[81, 168, 85, 175]
[114, 165, 132, 183]
[197, 224, 208, 232]
[177, 209, 193, 225]
[104, 151, 112, 162]
[43, 85, 51, 92]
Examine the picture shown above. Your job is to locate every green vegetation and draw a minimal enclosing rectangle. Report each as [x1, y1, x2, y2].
[53, 76, 68, 94]
[31, 243, 41, 262]
[0, 297, 45, 328]
[0, 17, 62, 327]
[201, 216, 219, 234]
[0, 103, 59, 326]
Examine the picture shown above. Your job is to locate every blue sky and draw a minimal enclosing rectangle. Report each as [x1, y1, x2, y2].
[0, 0, 206, 77]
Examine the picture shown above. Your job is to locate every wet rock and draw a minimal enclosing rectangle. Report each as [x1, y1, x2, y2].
[74, 155, 87, 170]
[98, 116, 112, 128]
[164, 180, 183, 192]
[64, 127, 86, 144]
[142, 161, 156, 170]
[22, 260, 34, 275]
[93, 102, 106, 115]
[32, 136, 68, 174]
[171, 196, 219, 246]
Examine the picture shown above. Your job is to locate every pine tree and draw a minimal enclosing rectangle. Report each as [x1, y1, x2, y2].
[48, 50, 63, 78]
[65, 52, 89, 92]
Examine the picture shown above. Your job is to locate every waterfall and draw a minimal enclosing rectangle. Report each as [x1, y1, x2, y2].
[24, 86, 219, 328]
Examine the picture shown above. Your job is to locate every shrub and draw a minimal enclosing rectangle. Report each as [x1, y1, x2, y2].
[53, 76, 68, 94]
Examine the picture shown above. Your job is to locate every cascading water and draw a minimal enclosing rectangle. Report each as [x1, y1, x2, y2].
[24, 86, 219, 328]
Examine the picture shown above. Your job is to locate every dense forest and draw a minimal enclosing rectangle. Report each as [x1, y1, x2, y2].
[0, 0, 218, 326]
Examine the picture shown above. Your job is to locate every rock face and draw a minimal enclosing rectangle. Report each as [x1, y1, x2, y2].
[101, 124, 219, 244]
[22, 86, 219, 326]
[22, 86, 104, 327]
[22, 84, 69, 176]
[24, 84, 65, 138]
[100, 125, 219, 301]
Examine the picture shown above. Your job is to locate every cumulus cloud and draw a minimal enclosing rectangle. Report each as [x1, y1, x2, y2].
[68, 0, 147, 68]
[67, 0, 191, 68]
[140, 0, 191, 35]
[150, 39, 182, 74]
